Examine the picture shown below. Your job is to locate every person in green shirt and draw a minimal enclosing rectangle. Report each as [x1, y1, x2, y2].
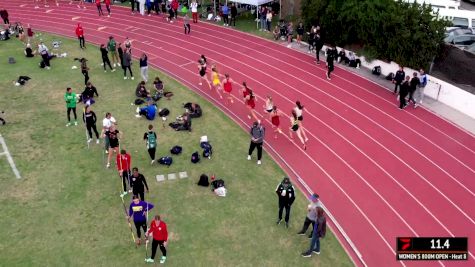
[64, 87, 78, 126]
[107, 36, 120, 68]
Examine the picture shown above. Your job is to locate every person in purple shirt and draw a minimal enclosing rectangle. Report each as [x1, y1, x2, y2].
[222, 4, 229, 26]
[128, 195, 154, 245]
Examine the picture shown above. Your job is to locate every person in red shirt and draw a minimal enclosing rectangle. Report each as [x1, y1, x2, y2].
[171, 0, 179, 19]
[95, 0, 104, 16]
[75, 23, 85, 49]
[222, 74, 234, 104]
[104, 0, 111, 17]
[241, 82, 258, 121]
[145, 215, 168, 264]
[116, 149, 131, 197]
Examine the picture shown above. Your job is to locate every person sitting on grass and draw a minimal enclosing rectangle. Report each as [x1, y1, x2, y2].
[136, 81, 149, 98]
[24, 43, 35, 57]
[337, 49, 347, 64]
[174, 110, 191, 132]
[135, 101, 157, 120]
[152, 77, 164, 101]
[183, 102, 202, 118]
[348, 52, 361, 69]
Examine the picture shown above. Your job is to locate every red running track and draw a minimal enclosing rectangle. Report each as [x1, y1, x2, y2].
[4, 1, 475, 266]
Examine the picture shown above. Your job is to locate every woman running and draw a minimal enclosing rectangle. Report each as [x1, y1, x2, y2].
[289, 110, 307, 150]
[103, 124, 122, 168]
[294, 101, 309, 142]
[263, 95, 273, 120]
[104, 0, 111, 16]
[270, 105, 284, 138]
[210, 65, 223, 99]
[83, 105, 100, 144]
[222, 74, 234, 104]
[197, 55, 209, 87]
[242, 82, 258, 121]
[95, 0, 104, 16]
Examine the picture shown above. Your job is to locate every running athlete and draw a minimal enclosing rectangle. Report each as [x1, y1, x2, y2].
[221, 74, 234, 104]
[128, 195, 154, 245]
[289, 110, 306, 150]
[83, 105, 100, 144]
[293, 101, 309, 142]
[104, 0, 111, 16]
[95, 0, 104, 16]
[210, 65, 223, 99]
[263, 95, 274, 120]
[242, 82, 258, 121]
[197, 55, 209, 87]
[270, 105, 284, 138]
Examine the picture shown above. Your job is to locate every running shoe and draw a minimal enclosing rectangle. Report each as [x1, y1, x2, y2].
[159, 256, 166, 264]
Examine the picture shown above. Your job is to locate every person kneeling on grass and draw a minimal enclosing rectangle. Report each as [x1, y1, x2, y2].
[128, 195, 154, 245]
[135, 101, 157, 120]
[136, 81, 149, 98]
[174, 111, 191, 132]
[145, 215, 169, 264]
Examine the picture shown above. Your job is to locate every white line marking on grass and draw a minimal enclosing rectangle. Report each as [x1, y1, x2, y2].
[0, 135, 21, 179]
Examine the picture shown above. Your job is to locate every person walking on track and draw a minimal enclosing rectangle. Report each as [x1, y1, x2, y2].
[275, 177, 296, 228]
[83, 105, 100, 144]
[128, 195, 154, 245]
[130, 167, 149, 201]
[145, 215, 169, 264]
[117, 149, 132, 196]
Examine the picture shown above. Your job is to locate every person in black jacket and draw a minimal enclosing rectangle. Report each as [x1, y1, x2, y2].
[408, 72, 420, 106]
[399, 76, 411, 110]
[275, 177, 296, 228]
[83, 105, 100, 144]
[130, 167, 149, 201]
[100, 44, 114, 72]
[326, 46, 336, 80]
[314, 31, 323, 64]
[392, 66, 405, 94]
[81, 82, 99, 105]
[230, 3, 237, 26]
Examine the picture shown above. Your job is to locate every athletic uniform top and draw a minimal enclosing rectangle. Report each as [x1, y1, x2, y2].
[83, 110, 97, 124]
[223, 78, 232, 93]
[246, 94, 256, 109]
[294, 107, 303, 118]
[147, 220, 168, 241]
[125, 40, 131, 49]
[116, 152, 131, 172]
[105, 0, 111, 5]
[102, 116, 116, 130]
[27, 27, 33, 37]
[242, 87, 250, 98]
[64, 92, 77, 108]
[212, 71, 220, 86]
[191, 2, 198, 12]
[271, 111, 280, 127]
[107, 39, 116, 52]
[106, 129, 120, 148]
[129, 201, 154, 222]
[143, 131, 157, 149]
[199, 63, 206, 77]
[139, 56, 148, 68]
[95, 0, 101, 5]
[265, 100, 273, 112]
[130, 173, 149, 193]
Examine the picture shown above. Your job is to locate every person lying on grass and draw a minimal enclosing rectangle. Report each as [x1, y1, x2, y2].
[135, 101, 157, 121]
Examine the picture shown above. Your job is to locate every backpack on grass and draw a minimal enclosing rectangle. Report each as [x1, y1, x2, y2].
[158, 156, 173, 166]
[386, 72, 394, 81]
[191, 151, 200, 163]
[372, 66, 381, 76]
[158, 108, 170, 117]
[200, 141, 213, 159]
[170, 145, 182, 155]
[197, 174, 209, 187]
[211, 179, 225, 190]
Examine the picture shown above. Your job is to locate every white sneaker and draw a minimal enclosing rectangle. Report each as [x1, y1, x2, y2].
[96, 139, 100, 144]
[74, 121, 78, 126]
[145, 258, 154, 263]
[117, 63, 121, 67]
[287, 44, 291, 48]
[113, 63, 116, 67]
[112, 69, 116, 72]
[136, 107, 140, 113]
[87, 138, 92, 143]
[151, 160, 155, 165]
[135, 114, 142, 118]
[159, 256, 166, 264]
[131, 77, 135, 80]
[101, 63, 104, 66]
[66, 122, 71, 127]
[105, 150, 109, 154]
[247, 155, 251, 160]
[106, 162, 111, 168]
[257, 160, 262, 165]
[104, 70, 107, 73]
[124, 76, 127, 80]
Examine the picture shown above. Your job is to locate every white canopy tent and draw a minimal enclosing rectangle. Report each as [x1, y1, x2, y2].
[217, 0, 278, 28]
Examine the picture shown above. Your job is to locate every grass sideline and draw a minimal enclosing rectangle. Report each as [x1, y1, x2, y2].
[0, 33, 353, 266]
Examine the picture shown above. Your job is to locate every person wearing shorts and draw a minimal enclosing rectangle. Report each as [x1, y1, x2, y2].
[264, 95, 273, 120]
[198, 55, 209, 87]
[289, 110, 306, 150]
[271, 105, 284, 138]
[294, 101, 309, 142]
[243, 84, 258, 121]
[210, 65, 223, 99]
[222, 74, 234, 104]
[102, 112, 116, 153]
[103, 124, 121, 168]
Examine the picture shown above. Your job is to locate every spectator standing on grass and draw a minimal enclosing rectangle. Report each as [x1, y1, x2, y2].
[230, 3, 237, 26]
[307, 26, 316, 54]
[128, 195, 154, 245]
[117, 43, 124, 70]
[80, 58, 90, 85]
[64, 87, 78, 126]
[275, 177, 296, 228]
[131, 0, 138, 14]
[301, 207, 327, 257]
[117, 149, 131, 194]
[144, 124, 158, 164]
[140, 53, 149, 82]
[222, 3, 229, 26]
[123, 49, 134, 80]
[75, 23, 85, 49]
[38, 41, 51, 69]
[138, 0, 145, 16]
[145, 215, 169, 264]
[102, 112, 116, 154]
[108, 36, 119, 67]
[130, 168, 149, 201]
[0, 8, 9, 25]
[415, 68, 427, 108]
[27, 24, 34, 43]
[100, 44, 115, 72]
[297, 193, 321, 238]
[399, 76, 410, 110]
[393, 65, 405, 94]
[247, 120, 265, 165]
[191, 0, 198, 23]
[286, 22, 293, 48]
[259, 6, 266, 31]
[83, 105, 100, 144]
[408, 72, 420, 106]
[314, 29, 323, 64]
[266, 8, 273, 32]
